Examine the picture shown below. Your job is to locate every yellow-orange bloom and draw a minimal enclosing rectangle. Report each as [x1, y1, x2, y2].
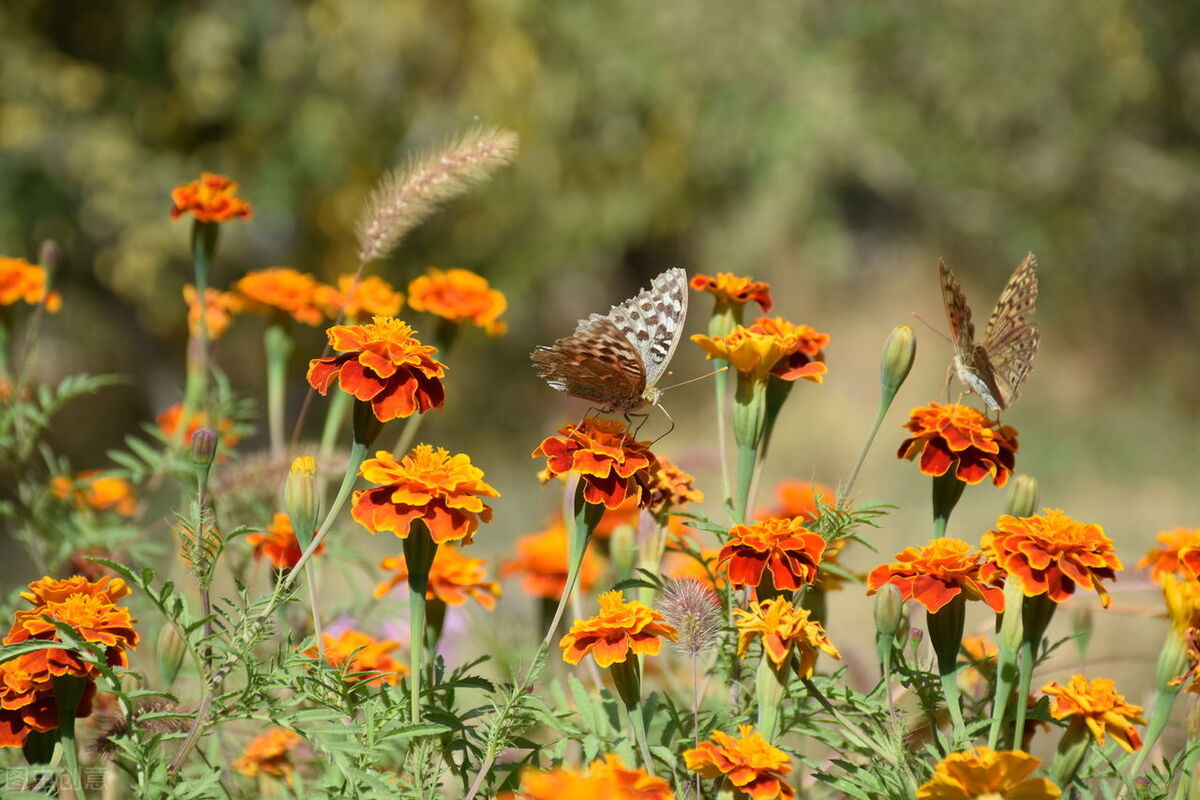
[352, 445, 499, 545]
[0, 256, 61, 312]
[980, 509, 1121, 609]
[899, 402, 1018, 487]
[560, 590, 678, 668]
[407, 267, 507, 336]
[533, 417, 659, 510]
[749, 317, 829, 382]
[1041, 675, 1145, 752]
[235, 267, 325, 326]
[232, 727, 303, 781]
[1161, 573, 1200, 632]
[184, 284, 243, 340]
[304, 629, 408, 686]
[691, 325, 796, 383]
[916, 748, 1060, 799]
[644, 455, 704, 513]
[718, 517, 825, 592]
[247, 513, 323, 570]
[314, 274, 404, 321]
[502, 516, 602, 600]
[734, 598, 840, 679]
[867, 538, 1004, 614]
[690, 272, 773, 313]
[1137, 526, 1200, 583]
[169, 172, 252, 223]
[684, 725, 794, 800]
[502, 754, 674, 800]
[374, 545, 501, 609]
[307, 316, 446, 422]
[756, 479, 832, 525]
[156, 403, 241, 449]
[50, 471, 136, 516]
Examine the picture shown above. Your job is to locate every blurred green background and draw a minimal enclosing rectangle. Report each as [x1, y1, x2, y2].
[3, 0, 1199, 740]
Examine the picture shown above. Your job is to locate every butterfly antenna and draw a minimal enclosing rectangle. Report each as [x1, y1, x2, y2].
[659, 366, 729, 393]
[911, 312, 953, 344]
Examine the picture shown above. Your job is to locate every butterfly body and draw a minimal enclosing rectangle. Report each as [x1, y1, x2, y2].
[939, 254, 1040, 412]
[531, 268, 688, 414]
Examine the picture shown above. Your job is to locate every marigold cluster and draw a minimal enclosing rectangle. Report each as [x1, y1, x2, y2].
[735, 597, 840, 679]
[503, 516, 601, 599]
[1139, 526, 1200, 583]
[184, 284, 243, 340]
[916, 748, 1060, 799]
[314, 274, 404, 320]
[684, 725, 794, 800]
[236, 267, 326, 326]
[1041, 675, 1145, 752]
[690, 272, 773, 312]
[308, 316, 446, 422]
[533, 417, 659, 510]
[407, 267, 507, 335]
[233, 727, 303, 782]
[375, 545, 501, 609]
[980, 509, 1121, 609]
[0, 256, 61, 312]
[305, 629, 408, 686]
[156, 403, 241, 449]
[352, 445, 498, 545]
[169, 172, 252, 223]
[718, 517, 825, 592]
[867, 538, 1004, 614]
[503, 754, 673, 800]
[247, 513, 323, 570]
[898, 402, 1018, 487]
[50, 471, 137, 516]
[560, 591, 678, 668]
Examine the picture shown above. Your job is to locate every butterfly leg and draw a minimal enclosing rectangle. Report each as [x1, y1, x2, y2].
[648, 403, 676, 447]
[942, 364, 955, 403]
[564, 407, 604, 446]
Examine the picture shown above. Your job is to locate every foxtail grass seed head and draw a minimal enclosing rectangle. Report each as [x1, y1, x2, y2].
[660, 578, 723, 657]
[873, 582, 904, 639]
[285, 456, 320, 550]
[879, 324, 916, 401]
[1006, 474, 1039, 518]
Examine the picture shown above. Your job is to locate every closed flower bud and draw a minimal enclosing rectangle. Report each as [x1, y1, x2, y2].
[998, 577, 1026, 653]
[157, 625, 186, 688]
[285, 456, 320, 551]
[879, 324, 916, 403]
[191, 427, 219, 467]
[1005, 474, 1039, 518]
[38, 239, 60, 272]
[873, 582, 904, 639]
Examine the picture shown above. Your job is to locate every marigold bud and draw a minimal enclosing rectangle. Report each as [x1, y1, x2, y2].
[285, 456, 320, 551]
[873, 582, 904, 639]
[38, 239, 60, 272]
[1005, 474, 1039, 518]
[156, 624, 186, 688]
[191, 427, 219, 467]
[879, 324, 916, 402]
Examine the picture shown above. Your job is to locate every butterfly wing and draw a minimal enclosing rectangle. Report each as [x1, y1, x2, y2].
[939, 259, 975, 357]
[531, 315, 647, 412]
[982, 253, 1040, 408]
[603, 267, 688, 388]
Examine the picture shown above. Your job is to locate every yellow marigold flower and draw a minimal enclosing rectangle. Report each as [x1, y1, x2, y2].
[502, 515, 602, 600]
[374, 545, 501, 609]
[169, 172, 252, 223]
[690, 272, 773, 313]
[183, 284, 243, 340]
[0, 256, 61, 312]
[304, 629, 408, 686]
[718, 517, 825, 592]
[684, 724, 794, 800]
[1041, 675, 1145, 752]
[916, 747, 1060, 799]
[899, 402, 1018, 487]
[314, 274, 404, 321]
[1137, 527, 1200, 583]
[1161, 573, 1200, 632]
[407, 267, 507, 335]
[560, 590, 678, 668]
[691, 325, 796, 383]
[501, 754, 674, 800]
[235, 267, 325, 326]
[533, 417, 659, 510]
[980, 509, 1121, 609]
[867, 538, 1005, 614]
[749, 316, 829, 382]
[352, 445, 499, 545]
[232, 727, 302, 782]
[50, 471, 137, 516]
[734, 597, 840, 679]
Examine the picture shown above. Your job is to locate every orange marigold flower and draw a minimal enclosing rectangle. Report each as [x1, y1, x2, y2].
[1041, 675, 1145, 752]
[233, 727, 303, 781]
[407, 267, 507, 336]
[916, 748, 1060, 800]
[585, 753, 674, 799]
[899, 402, 1018, 487]
[184, 284, 243, 340]
[374, 545, 501, 609]
[304, 629, 408, 686]
[691, 325, 797, 383]
[247, 513, 323, 570]
[684, 725, 794, 800]
[50, 471, 137, 516]
[560, 590, 679, 668]
[867, 538, 1005, 614]
[169, 172, 252, 223]
[502, 754, 674, 800]
[718, 517, 825, 592]
[307, 316, 446, 422]
[749, 317, 829, 383]
[665, 548, 727, 590]
[644, 455, 704, 513]
[1138, 527, 1200, 583]
[960, 635, 999, 694]
[980, 509, 1121, 609]
[690, 272, 773, 313]
[314, 274, 404, 321]
[1161, 573, 1200, 632]
[756, 480, 832, 525]
[734, 598, 840, 679]
[0, 650, 96, 748]
[156, 403, 241, 449]
[235, 267, 325, 326]
[0, 256, 61, 312]
[533, 417, 659, 510]
[352, 445, 498, 545]
[502, 515, 602, 599]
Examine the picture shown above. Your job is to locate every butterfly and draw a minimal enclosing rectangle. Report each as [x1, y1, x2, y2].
[531, 267, 689, 415]
[939, 253, 1040, 413]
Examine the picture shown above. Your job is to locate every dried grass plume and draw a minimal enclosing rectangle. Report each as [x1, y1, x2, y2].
[659, 577, 723, 657]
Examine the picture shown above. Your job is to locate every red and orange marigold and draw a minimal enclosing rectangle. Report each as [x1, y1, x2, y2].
[718, 517, 825, 592]
[560, 590, 678, 668]
[233, 727, 303, 782]
[314, 274, 404, 321]
[916, 748, 1061, 800]
[898, 402, 1018, 487]
[374, 545, 501, 609]
[247, 513, 323, 570]
[690, 272, 773, 313]
[980, 509, 1121, 609]
[1041, 674, 1145, 752]
[169, 172, 252, 223]
[0, 649, 97, 748]
[735, 597, 841, 679]
[50, 472, 137, 517]
[352, 445, 498, 545]
[235, 267, 325, 326]
[407, 267, 507, 336]
[307, 316, 446, 422]
[533, 417, 659, 510]
[502, 516, 602, 600]
[867, 538, 1004, 614]
[0, 256, 61, 312]
[684, 725, 794, 800]
[304, 629, 408, 686]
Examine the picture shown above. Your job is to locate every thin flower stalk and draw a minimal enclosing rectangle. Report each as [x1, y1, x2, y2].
[404, 522, 438, 723]
[264, 323, 293, 463]
[841, 325, 915, 500]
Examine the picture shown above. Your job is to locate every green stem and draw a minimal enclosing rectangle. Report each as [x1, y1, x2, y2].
[714, 367, 732, 504]
[52, 675, 87, 796]
[926, 599, 968, 745]
[734, 443, 757, 525]
[403, 524, 438, 723]
[842, 403, 888, 502]
[931, 471, 967, 539]
[265, 323, 293, 464]
[306, 565, 325, 659]
[611, 657, 655, 775]
[318, 389, 352, 464]
[1012, 595, 1056, 749]
[392, 413, 425, 457]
